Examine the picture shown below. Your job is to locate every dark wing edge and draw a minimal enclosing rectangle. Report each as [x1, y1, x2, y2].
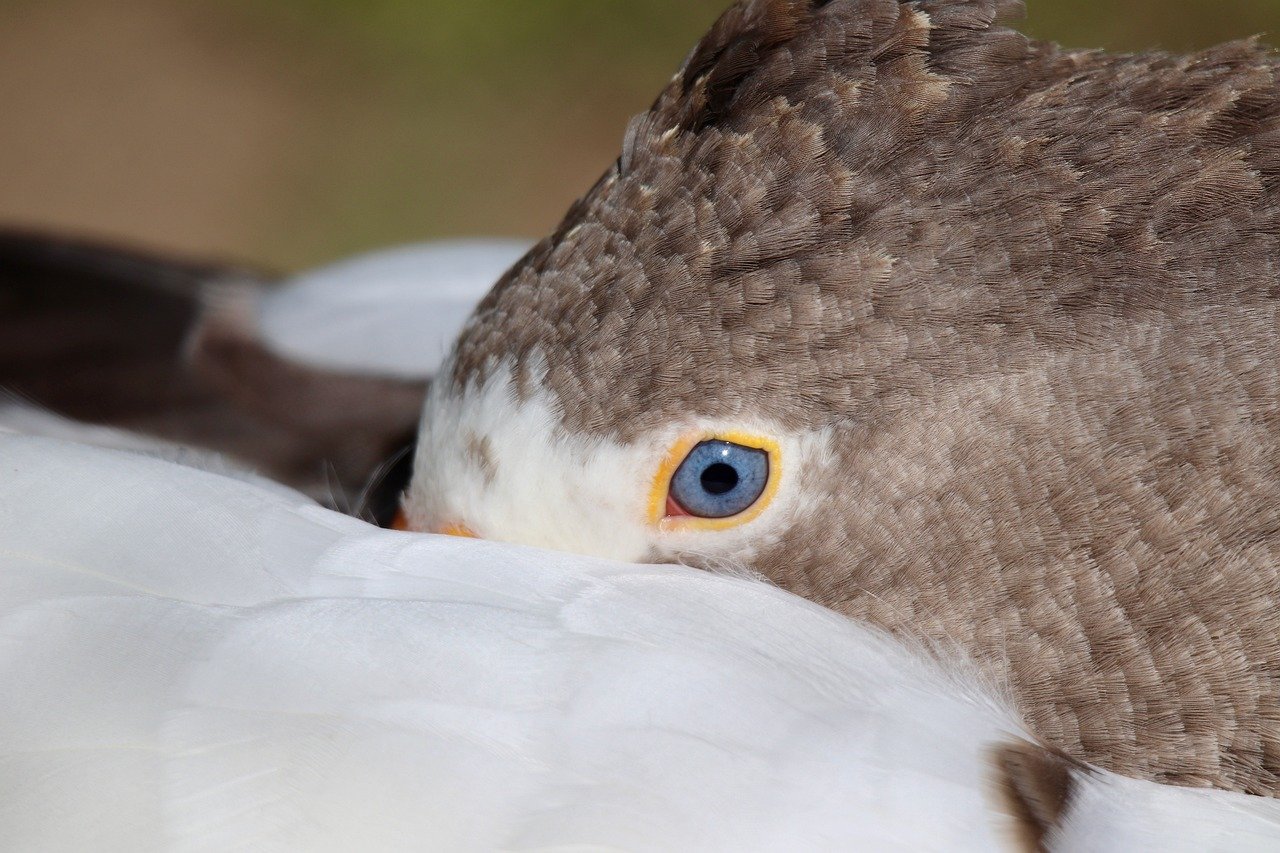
[989, 740, 1091, 853]
[0, 226, 424, 524]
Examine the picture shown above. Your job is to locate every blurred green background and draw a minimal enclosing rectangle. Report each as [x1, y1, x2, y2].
[2, 0, 1278, 270]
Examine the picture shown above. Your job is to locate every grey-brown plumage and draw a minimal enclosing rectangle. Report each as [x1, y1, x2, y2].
[439, 0, 1280, 793]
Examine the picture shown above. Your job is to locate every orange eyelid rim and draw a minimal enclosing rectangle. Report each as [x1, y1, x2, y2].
[648, 430, 782, 532]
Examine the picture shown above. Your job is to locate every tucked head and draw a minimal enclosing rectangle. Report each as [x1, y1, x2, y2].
[404, 0, 1279, 575]
[404, 0, 1036, 564]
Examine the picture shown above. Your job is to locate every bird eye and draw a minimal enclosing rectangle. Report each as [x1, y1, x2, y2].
[667, 440, 770, 519]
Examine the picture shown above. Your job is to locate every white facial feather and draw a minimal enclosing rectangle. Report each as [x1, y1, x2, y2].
[408, 357, 832, 565]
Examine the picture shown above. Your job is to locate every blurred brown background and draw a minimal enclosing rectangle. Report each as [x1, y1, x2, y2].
[2, 0, 1278, 271]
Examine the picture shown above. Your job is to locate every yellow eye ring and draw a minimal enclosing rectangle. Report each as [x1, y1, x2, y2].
[648, 430, 782, 532]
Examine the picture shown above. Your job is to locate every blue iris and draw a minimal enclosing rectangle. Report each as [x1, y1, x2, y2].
[669, 440, 770, 519]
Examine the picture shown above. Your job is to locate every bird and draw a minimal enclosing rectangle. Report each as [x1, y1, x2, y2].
[4, 0, 1280, 801]
[5, 432, 1280, 851]
[397, 0, 1280, 797]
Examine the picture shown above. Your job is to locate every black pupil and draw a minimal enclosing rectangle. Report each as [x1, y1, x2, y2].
[700, 462, 739, 495]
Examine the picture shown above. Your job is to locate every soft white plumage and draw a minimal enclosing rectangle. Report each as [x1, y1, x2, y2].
[3, 434, 1278, 850]
[256, 239, 530, 379]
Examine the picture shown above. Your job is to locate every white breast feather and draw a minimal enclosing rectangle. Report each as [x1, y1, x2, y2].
[2, 435, 1277, 851]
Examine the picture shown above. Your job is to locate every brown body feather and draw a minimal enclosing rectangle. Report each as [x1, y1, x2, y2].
[450, 0, 1280, 792]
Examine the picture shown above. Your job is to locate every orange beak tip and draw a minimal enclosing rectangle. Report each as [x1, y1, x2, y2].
[388, 510, 476, 540]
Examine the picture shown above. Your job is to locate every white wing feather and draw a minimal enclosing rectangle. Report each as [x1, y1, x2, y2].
[1051, 772, 1280, 851]
[2, 435, 1277, 851]
[256, 240, 531, 379]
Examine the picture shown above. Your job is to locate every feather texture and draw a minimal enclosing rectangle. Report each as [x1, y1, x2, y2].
[2, 434, 1278, 850]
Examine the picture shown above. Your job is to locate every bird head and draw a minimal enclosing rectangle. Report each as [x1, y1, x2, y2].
[401, 0, 1280, 695]
[401, 0, 1040, 573]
